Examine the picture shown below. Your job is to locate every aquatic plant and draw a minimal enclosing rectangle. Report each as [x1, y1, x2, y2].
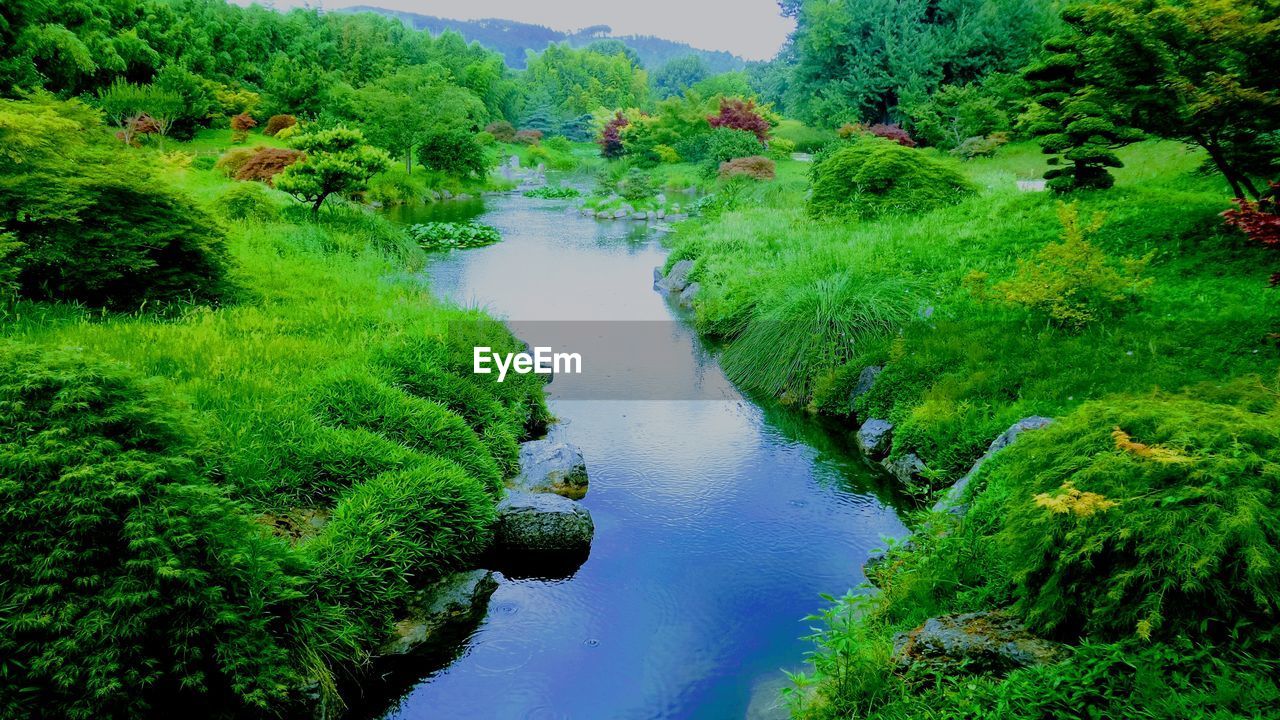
[408, 221, 503, 250]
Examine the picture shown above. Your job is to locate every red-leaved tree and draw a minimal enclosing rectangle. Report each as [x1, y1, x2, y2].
[868, 123, 917, 148]
[598, 111, 629, 158]
[1223, 182, 1280, 286]
[708, 98, 770, 143]
[235, 147, 305, 185]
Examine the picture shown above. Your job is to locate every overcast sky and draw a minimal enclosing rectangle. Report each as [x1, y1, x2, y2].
[229, 0, 794, 61]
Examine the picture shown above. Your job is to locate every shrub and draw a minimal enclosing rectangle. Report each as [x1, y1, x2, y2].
[598, 111, 629, 158]
[408, 221, 502, 250]
[234, 146, 304, 184]
[702, 127, 766, 169]
[230, 112, 257, 142]
[215, 146, 258, 177]
[807, 136, 973, 219]
[514, 129, 543, 145]
[263, 114, 297, 137]
[617, 168, 657, 201]
[523, 186, 582, 199]
[655, 144, 681, 163]
[275, 124, 298, 140]
[416, 128, 486, 179]
[718, 155, 776, 181]
[707, 97, 770, 142]
[307, 461, 494, 620]
[0, 343, 305, 719]
[766, 137, 797, 160]
[836, 122, 865, 139]
[475, 130, 496, 146]
[988, 203, 1153, 328]
[1222, 182, 1280, 285]
[484, 120, 517, 142]
[543, 135, 573, 153]
[951, 132, 1009, 160]
[277, 127, 391, 216]
[868, 123, 917, 147]
[773, 119, 834, 152]
[311, 370, 501, 492]
[970, 389, 1280, 641]
[214, 182, 280, 221]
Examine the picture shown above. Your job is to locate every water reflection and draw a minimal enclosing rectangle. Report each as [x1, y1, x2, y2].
[362, 193, 909, 720]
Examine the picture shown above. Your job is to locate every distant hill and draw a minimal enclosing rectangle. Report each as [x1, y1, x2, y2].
[342, 6, 748, 72]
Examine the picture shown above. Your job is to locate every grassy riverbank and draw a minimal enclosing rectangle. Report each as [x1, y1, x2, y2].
[1, 129, 548, 717]
[665, 140, 1280, 717]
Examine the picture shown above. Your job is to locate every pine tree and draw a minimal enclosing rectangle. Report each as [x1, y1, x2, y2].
[1022, 37, 1140, 192]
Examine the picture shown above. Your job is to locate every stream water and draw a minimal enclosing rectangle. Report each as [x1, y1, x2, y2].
[367, 194, 909, 720]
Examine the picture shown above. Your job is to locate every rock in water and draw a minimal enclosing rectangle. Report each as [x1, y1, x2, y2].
[893, 610, 1068, 674]
[510, 439, 589, 499]
[380, 570, 498, 656]
[678, 282, 700, 309]
[495, 491, 594, 554]
[883, 452, 927, 485]
[856, 418, 893, 457]
[656, 259, 694, 293]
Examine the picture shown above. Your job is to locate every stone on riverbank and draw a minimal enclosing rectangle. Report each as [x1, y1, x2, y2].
[380, 570, 498, 656]
[849, 365, 882, 411]
[678, 282, 700, 309]
[883, 452, 927, 485]
[509, 439, 589, 499]
[495, 491, 594, 554]
[932, 416, 1054, 515]
[893, 610, 1067, 674]
[856, 418, 893, 457]
[655, 259, 694, 293]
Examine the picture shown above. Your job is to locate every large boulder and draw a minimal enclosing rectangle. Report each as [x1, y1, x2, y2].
[678, 282, 701, 309]
[655, 259, 694, 293]
[380, 570, 498, 656]
[893, 610, 1068, 674]
[509, 439, 589, 499]
[495, 491, 594, 555]
[856, 418, 893, 457]
[932, 416, 1054, 515]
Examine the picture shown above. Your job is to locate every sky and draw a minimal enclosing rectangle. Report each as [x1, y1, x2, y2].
[228, 0, 794, 61]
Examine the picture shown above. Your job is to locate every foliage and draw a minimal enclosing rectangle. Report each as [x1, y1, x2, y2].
[787, 0, 1056, 124]
[523, 185, 581, 199]
[707, 97, 770, 142]
[522, 43, 648, 119]
[984, 203, 1153, 327]
[515, 128, 543, 145]
[903, 75, 1024, 149]
[718, 155, 776, 181]
[308, 461, 494, 623]
[701, 127, 766, 170]
[214, 146, 258, 177]
[772, 119, 835, 152]
[0, 343, 306, 719]
[598, 110, 629, 158]
[951, 132, 1009, 160]
[230, 112, 256, 142]
[972, 390, 1280, 641]
[1022, 35, 1141, 192]
[264, 114, 297, 137]
[276, 127, 391, 216]
[616, 168, 658, 202]
[651, 54, 710, 99]
[416, 128, 487, 179]
[234, 147, 304, 184]
[867, 123, 916, 147]
[1061, 0, 1280, 200]
[408, 221, 503, 250]
[1222, 183, 1280, 285]
[808, 136, 973, 219]
[96, 80, 180, 145]
[485, 120, 516, 142]
[214, 182, 280, 221]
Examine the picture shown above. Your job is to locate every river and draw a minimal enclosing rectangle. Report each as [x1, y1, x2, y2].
[364, 192, 909, 720]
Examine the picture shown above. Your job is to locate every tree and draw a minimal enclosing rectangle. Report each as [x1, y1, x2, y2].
[96, 80, 163, 146]
[652, 55, 710, 99]
[707, 97, 771, 142]
[598, 111, 629, 158]
[275, 127, 391, 217]
[417, 128, 486, 179]
[1023, 36, 1140, 192]
[1063, 0, 1280, 200]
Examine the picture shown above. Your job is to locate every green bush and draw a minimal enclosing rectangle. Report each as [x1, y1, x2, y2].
[524, 185, 582, 199]
[311, 369, 502, 493]
[417, 128, 486, 179]
[970, 388, 1280, 641]
[0, 343, 305, 719]
[307, 460, 494, 623]
[702, 127, 766, 171]
[214, 181, 280, 221]
[407, 221, 502, 250]
[808, 137, 973, 219]
[773, 119, 836, 152]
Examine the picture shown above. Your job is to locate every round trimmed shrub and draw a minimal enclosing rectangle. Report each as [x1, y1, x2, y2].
[969, 389, 1280, 641]
[0, 343, 304, 719]
[718, 155, 776, 181]
[263, 114, 297, 137]
[234, 146, 304, 184]
[214, 146, 258, 177]
[808, 136, 973, 219]
[702, 127, 766, 169]
[214, 181, 280, 221]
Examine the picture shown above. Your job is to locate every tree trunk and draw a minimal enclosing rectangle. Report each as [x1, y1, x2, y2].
[406, 149, 412, 174]
[1198, 134, 1253, 201]
[311, 193, 328, 218]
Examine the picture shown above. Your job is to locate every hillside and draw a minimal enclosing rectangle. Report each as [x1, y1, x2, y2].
[342, 5, 748, 71]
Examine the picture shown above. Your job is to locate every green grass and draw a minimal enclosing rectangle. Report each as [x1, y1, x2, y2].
[1, 131, 548, 714]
